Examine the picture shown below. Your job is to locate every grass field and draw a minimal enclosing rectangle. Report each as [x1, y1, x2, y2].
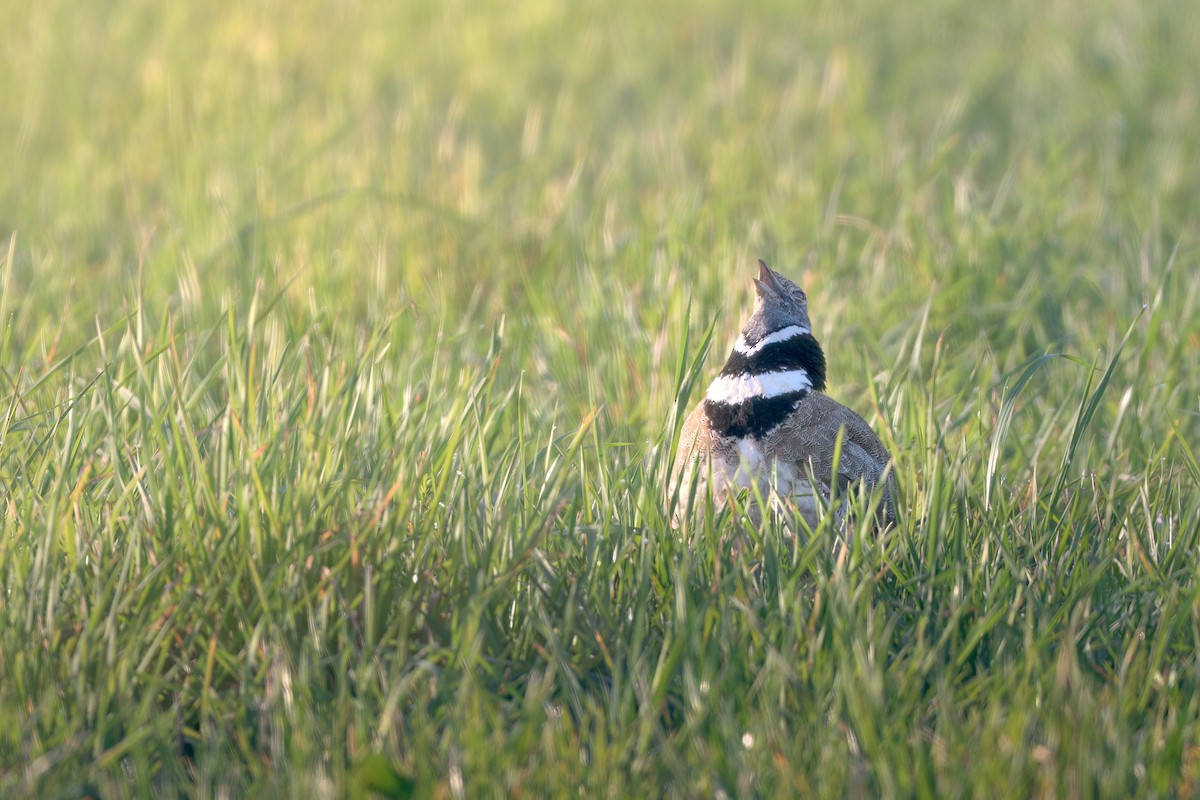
[3, 0, 1200, 796]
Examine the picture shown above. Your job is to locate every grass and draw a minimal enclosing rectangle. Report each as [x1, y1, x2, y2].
[2, 0, 1200, 796]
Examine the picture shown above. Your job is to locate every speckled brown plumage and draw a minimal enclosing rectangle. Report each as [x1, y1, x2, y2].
[673, 390, 895, 525]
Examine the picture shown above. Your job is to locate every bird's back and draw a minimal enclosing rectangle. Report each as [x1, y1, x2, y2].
[671, 390, 894, 526]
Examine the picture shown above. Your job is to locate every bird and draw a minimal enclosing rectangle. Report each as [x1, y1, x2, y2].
[671, 259, 894, 529]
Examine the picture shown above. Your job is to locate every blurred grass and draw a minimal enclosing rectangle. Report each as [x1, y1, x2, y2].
[2, 0, 1200, 796]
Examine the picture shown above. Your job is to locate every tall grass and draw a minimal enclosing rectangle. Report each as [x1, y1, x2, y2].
[2, 0, 1200, 796]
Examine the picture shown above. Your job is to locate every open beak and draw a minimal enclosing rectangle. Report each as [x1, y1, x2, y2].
[753, 259, 784, 298]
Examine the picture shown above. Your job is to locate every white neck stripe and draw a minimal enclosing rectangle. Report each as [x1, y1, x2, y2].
[733, 325, 810, 356]
[705, 369, 812, 405]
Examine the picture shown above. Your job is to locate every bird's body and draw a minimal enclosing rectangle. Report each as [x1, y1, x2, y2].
[672, 261, 894, 529]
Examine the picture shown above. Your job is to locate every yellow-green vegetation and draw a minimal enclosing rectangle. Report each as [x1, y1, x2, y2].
[3, 0, 1200, 796]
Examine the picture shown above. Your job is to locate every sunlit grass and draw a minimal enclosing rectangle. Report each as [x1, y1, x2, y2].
[2, 0, 1200, 796]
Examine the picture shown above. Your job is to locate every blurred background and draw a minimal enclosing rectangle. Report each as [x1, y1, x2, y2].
[5, 0, 1197, 360]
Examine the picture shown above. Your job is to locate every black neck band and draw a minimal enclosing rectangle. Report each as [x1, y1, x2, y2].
[721, 332, 826, 391]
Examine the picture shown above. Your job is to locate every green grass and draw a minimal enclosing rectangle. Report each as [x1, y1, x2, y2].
[3, 0, 1200, 796]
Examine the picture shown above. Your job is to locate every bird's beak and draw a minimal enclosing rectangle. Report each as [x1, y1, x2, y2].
[753, 259, 784, 298]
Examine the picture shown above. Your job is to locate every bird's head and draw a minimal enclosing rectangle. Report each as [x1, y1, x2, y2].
[742, 260, 812, 344]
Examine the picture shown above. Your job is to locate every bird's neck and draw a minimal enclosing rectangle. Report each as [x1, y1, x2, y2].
[701, 324, 827, 439]
[727, 324, 826, 392]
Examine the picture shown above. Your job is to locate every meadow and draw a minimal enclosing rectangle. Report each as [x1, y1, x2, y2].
[3, 0, 1200, 796]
